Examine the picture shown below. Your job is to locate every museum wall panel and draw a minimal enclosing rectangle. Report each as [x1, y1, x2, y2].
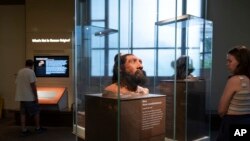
[0, 5, 25, 110]
[25, 0, 74, 110]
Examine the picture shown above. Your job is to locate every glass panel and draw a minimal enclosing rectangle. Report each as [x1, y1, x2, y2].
[158, 49, 181, 76]
[91, 0, 105, 20]
[133, 50, 155, 76]
[108, 0, 119, 29]
[75, 1, 211, 141]
[133, 0, 156, 48]
[156, 14, 212, 141]
[187, 0, 201, 16]
[159, 0, 183, 21]
[91, 22, 105, 28]
[158, 26, 182, 48]
[91, 50, 104, 76]
[73, 24, 119, 139]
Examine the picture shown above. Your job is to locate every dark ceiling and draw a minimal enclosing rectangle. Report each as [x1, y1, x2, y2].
[0, 0, 25, 5]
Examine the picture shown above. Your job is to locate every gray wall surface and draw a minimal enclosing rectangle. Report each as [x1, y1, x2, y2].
[207, 0, 250, 112]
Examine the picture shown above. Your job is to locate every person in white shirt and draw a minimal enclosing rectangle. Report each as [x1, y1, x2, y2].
[15, 59, 46, 136]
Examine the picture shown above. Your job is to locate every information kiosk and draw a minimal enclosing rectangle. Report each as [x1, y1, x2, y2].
[37, 87, 68, 111]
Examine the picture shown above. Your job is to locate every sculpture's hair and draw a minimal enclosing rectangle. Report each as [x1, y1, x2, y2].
[112, 53, 133, 83]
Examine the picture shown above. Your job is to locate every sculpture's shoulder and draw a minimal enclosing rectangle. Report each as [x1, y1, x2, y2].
[104, 83, 117, 93]
[102, 84, 149, 98]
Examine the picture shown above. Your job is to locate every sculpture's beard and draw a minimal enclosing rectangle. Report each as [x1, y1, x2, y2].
[120, 69, 147, 91]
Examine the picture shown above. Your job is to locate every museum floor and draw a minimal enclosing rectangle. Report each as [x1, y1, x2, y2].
[0, 112, 76, 141]
[0, 112, 219, 141]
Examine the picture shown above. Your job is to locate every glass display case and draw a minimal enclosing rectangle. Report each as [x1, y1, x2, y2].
[155, 14, 213, 141]
[74, 1, 212, 141]
[73, 25, 119, 139]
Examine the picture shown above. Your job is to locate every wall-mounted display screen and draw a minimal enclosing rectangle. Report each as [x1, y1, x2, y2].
[34, 56, 69, 77]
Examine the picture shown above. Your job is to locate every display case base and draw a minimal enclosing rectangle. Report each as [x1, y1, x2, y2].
[85, 94, 166, 141]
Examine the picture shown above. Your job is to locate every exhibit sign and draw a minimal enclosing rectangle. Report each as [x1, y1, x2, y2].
[85, 94, 166, 141]
[26, 32, 72, 48]
[32, 38, 71, 43]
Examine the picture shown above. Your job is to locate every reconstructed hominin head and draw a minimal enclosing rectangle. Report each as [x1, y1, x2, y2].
[112, 53, 147, 91]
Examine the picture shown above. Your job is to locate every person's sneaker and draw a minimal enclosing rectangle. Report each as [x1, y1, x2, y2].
[20, 130, 31, 137]
[35, 127, 47, 134]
